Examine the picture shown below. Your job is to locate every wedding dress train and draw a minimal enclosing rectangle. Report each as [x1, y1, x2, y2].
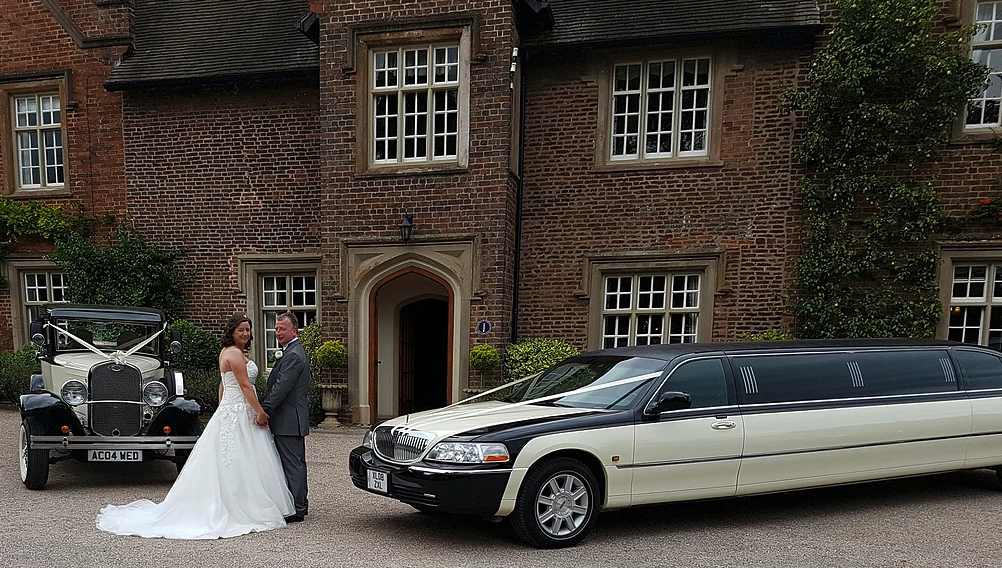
[96, 361, 295, 539]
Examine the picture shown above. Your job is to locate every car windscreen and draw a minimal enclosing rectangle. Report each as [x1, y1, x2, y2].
[53, 318, 161, 354]
[508, 356, 668, 410]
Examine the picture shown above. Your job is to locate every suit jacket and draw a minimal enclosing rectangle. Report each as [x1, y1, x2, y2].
[261, 338, 310, 436]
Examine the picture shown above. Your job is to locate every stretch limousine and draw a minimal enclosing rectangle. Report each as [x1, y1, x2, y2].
[349, 339, 1002, 548]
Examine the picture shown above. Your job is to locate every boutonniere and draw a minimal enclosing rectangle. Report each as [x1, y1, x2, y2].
[272, 349, 284, 362]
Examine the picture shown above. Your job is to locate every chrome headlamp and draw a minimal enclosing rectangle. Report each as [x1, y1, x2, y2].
[362, 430, 374, 449]
[60, 380, 88, 406]
[425, 442, 509, 464]
[142, 381, 169, 407]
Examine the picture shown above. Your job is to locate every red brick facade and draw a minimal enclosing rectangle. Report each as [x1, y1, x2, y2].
[5, 0, 1002, 422]
[0, 0, 129, 351]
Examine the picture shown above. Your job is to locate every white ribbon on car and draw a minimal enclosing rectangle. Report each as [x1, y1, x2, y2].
[44, 322, 167, 370]
[394, 370, 663, 431]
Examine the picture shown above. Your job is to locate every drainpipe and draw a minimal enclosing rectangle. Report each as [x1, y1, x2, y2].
[511, 51, 527, 345]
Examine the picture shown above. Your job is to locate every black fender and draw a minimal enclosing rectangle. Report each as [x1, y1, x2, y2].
[147, 397, 202, 435]
[16, 392, 85, 434]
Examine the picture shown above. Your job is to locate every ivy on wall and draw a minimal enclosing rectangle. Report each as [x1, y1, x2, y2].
[781, 0, 988, 338]
[1, 197, 191, 319]
[0, 198, 85, 286]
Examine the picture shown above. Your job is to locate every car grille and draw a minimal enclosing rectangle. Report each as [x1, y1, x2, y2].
[372, 426, 432, 462]
[89, 361, 142, 436]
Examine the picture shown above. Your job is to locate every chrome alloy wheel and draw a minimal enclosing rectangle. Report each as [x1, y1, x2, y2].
[535, 472, 591, 538]
[19, 422, 29, 482]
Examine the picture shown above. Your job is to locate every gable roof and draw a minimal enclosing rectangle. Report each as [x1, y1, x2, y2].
[520, 0, 822, 49]
[106, 0, 318, 91]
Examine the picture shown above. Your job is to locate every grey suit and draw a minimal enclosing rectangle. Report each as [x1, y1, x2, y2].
[261, 337, 310, 516]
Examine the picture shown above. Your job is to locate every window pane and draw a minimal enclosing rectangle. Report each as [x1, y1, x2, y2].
[957, 349, 1002, 388]
[662, 358, 727, 408]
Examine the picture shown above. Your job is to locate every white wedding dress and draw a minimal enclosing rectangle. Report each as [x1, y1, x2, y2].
[96, 361, 295, 539]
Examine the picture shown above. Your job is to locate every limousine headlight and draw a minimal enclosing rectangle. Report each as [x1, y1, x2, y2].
[60, 380, 88, 406]
[426, 442, 509, 464]
[362, 430, 373, 449]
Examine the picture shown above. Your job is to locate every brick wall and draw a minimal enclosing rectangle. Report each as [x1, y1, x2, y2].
[0, 0, 128, 352]
[122, 84, 322, 338]
[516, 43, 813, 348]
[317, 0, 517, 357]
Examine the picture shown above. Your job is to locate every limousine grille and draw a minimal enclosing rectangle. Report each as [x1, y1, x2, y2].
[373, 427, 433, 462]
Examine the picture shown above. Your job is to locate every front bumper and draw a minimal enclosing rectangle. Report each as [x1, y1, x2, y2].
[349, 446, 511, 517]
[30, 435, 198, 451]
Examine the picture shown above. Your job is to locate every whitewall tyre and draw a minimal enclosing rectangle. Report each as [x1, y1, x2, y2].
[19, 418, 50, 490]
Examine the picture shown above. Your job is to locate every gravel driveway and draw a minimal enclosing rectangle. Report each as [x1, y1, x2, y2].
[3, 404, 1002, 567]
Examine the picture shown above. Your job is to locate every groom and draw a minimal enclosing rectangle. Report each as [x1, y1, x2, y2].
[257, 311, 310, 523]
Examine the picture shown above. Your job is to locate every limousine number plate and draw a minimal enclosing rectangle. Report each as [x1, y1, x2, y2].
[368, 469, 389, 493]
[88, 450, 142, 462]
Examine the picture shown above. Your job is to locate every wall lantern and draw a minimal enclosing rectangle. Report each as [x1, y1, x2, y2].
[399, 214, 414, 243]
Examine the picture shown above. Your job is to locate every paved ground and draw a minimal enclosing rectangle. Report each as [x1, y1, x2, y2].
[3, 404, 1002, 567]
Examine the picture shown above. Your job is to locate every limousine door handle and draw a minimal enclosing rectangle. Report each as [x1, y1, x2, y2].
[711, 421, 736, 430]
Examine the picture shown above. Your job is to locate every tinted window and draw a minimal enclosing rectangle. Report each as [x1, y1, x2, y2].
[956, 350, 1002, 390]
[732, 350, 958, 404]
[731, 354, 850, 404]
[844, 351, 956, 396]
[658, 358, 728, 409]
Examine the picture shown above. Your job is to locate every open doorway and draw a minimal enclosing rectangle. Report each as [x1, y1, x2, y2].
[399, 298, 448, 414]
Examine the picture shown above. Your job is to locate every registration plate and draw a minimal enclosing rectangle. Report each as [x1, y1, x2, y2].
[367, 469, 389, 493]
[88, 450, 142, 462]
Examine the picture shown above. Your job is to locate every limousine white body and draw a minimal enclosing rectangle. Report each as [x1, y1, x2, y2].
[349, 340, 1002, 548]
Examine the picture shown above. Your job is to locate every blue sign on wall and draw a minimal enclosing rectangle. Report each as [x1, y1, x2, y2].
[477, 319, 492, 335]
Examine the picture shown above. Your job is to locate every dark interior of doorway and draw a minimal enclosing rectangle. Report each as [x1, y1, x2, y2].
[399, 298, 448, 414]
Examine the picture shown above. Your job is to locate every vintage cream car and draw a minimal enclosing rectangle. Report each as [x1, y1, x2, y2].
[17, 305, 200, 490]
[350, 339, 1002, 548]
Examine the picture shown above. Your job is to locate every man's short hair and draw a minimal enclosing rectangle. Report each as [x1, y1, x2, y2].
[278, 311, 299, 329]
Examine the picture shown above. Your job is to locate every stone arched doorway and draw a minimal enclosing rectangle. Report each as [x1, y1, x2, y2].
[369, 267, 454, 421]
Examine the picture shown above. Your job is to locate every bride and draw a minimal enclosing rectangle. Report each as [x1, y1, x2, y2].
[96, 314, 295, 538]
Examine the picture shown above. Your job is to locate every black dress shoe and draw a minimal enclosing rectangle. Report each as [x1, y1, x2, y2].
[284, 515, 304, 523]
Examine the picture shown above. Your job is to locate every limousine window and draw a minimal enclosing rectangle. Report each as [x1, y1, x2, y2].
[955, 349, 1002, 390]
[509, 356, 667, 410]
[732, 350, 958, 404]
[655, 358, 728, 409]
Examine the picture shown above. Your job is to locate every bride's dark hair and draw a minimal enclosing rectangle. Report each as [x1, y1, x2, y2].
[221, 313, 253, 350]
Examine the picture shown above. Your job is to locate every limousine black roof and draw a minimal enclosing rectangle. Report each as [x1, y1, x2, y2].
[582, 338, 967, 361]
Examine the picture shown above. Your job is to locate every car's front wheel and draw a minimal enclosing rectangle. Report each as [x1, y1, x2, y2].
[509, 457, 599, 548]
[19, 417, 50, 490]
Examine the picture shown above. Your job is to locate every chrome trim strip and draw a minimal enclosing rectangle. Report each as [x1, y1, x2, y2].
[30, 434, 198, 450]
[408, 465, 511, 475]
[623, 431, 1002, 470]
[620, 454, 741, 469]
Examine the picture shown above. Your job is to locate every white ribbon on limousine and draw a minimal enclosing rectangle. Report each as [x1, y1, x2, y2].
[44, 322, 167, 372]
[394, 370, 664, 433]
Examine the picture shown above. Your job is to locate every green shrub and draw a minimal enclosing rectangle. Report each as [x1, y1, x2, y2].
[182, 368, 221, 411]
[503, 338, 579, 382]
[469, 343, 500, 371]
[168, 319, 221, 372]
[315, 340, 347, 369]
[297, 321, 336, 426]
[740, 329, 796, 341]
[0, 344, 41, 403]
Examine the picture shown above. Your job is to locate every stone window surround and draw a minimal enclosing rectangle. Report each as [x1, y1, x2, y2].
[349, 17, 477, 177]
[587, 47, 733, 172]
[238, 254, 323, 372]
[5, 257, 65, 347]
[0, 71, 72, 198]
[937, 244, 1002, 347]
[579, 251, 722, 350]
